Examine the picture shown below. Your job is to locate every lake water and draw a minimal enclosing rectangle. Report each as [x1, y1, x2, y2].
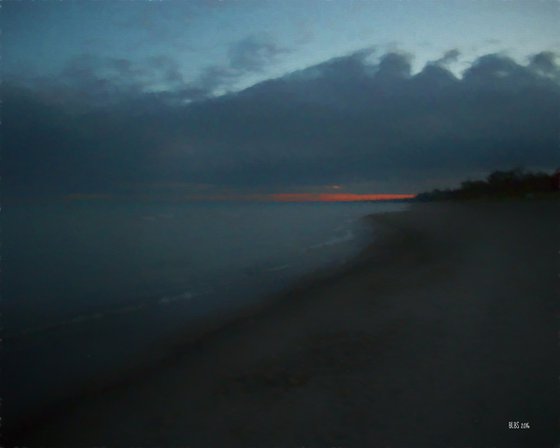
[2, 200, 408, 426]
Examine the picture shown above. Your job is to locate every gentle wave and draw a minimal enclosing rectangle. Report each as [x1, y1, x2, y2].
[306, 229, 355, 250]
[6, 289, 205, 342]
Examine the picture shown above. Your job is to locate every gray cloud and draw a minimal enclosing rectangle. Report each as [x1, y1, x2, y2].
[433, 49, 460, 66]
[530, 51, 559, 76]
[3, 49, 560, 199]
[195, 65, 239, 94]
[20, 33, 292, 106]
[228, 34, 290, 72]
[193, 34, 291, 94]
[21, 53, 196, 108]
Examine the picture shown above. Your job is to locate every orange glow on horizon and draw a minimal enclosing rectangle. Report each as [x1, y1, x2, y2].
[269, 193, 416, 202]
[185, 193, 416, 202]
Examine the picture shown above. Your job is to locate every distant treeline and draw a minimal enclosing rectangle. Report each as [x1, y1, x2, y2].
[416, 169, 560, 201]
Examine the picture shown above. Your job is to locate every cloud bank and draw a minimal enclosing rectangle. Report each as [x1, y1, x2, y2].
[3, 49, 559, 199]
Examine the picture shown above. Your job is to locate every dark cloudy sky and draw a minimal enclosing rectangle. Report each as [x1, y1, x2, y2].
[3, 0, 560, 199]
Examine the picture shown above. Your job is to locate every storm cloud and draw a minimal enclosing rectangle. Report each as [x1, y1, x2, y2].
[3, 49, 560, 199]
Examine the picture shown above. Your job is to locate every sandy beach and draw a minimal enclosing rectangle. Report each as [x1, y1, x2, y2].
[7, 200, 559, 447]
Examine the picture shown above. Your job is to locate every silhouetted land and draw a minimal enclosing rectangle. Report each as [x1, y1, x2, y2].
[416, 169, 560, 201]
[6, 201, 559, 447]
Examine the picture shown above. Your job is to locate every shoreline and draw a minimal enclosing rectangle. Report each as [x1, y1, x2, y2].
[3, 207, 406, 438]
[6, 201, 559, 447]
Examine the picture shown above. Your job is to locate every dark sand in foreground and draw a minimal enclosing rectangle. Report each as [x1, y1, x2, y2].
[8, 201, 560, 447]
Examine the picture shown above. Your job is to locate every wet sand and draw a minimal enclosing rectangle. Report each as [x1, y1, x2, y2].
[7, 201, 560, 447]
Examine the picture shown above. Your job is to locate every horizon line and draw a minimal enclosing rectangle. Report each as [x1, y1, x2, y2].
[180, 193, 417, 203]
[60, 193, 417, 203]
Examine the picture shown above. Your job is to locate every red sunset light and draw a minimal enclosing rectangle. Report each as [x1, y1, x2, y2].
[269, 193, 416, 202]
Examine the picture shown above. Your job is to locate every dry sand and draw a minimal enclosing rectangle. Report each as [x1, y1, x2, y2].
[8, 201, 560, 447]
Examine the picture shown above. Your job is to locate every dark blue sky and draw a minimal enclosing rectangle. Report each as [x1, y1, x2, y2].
[3, 0, 560, 199]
